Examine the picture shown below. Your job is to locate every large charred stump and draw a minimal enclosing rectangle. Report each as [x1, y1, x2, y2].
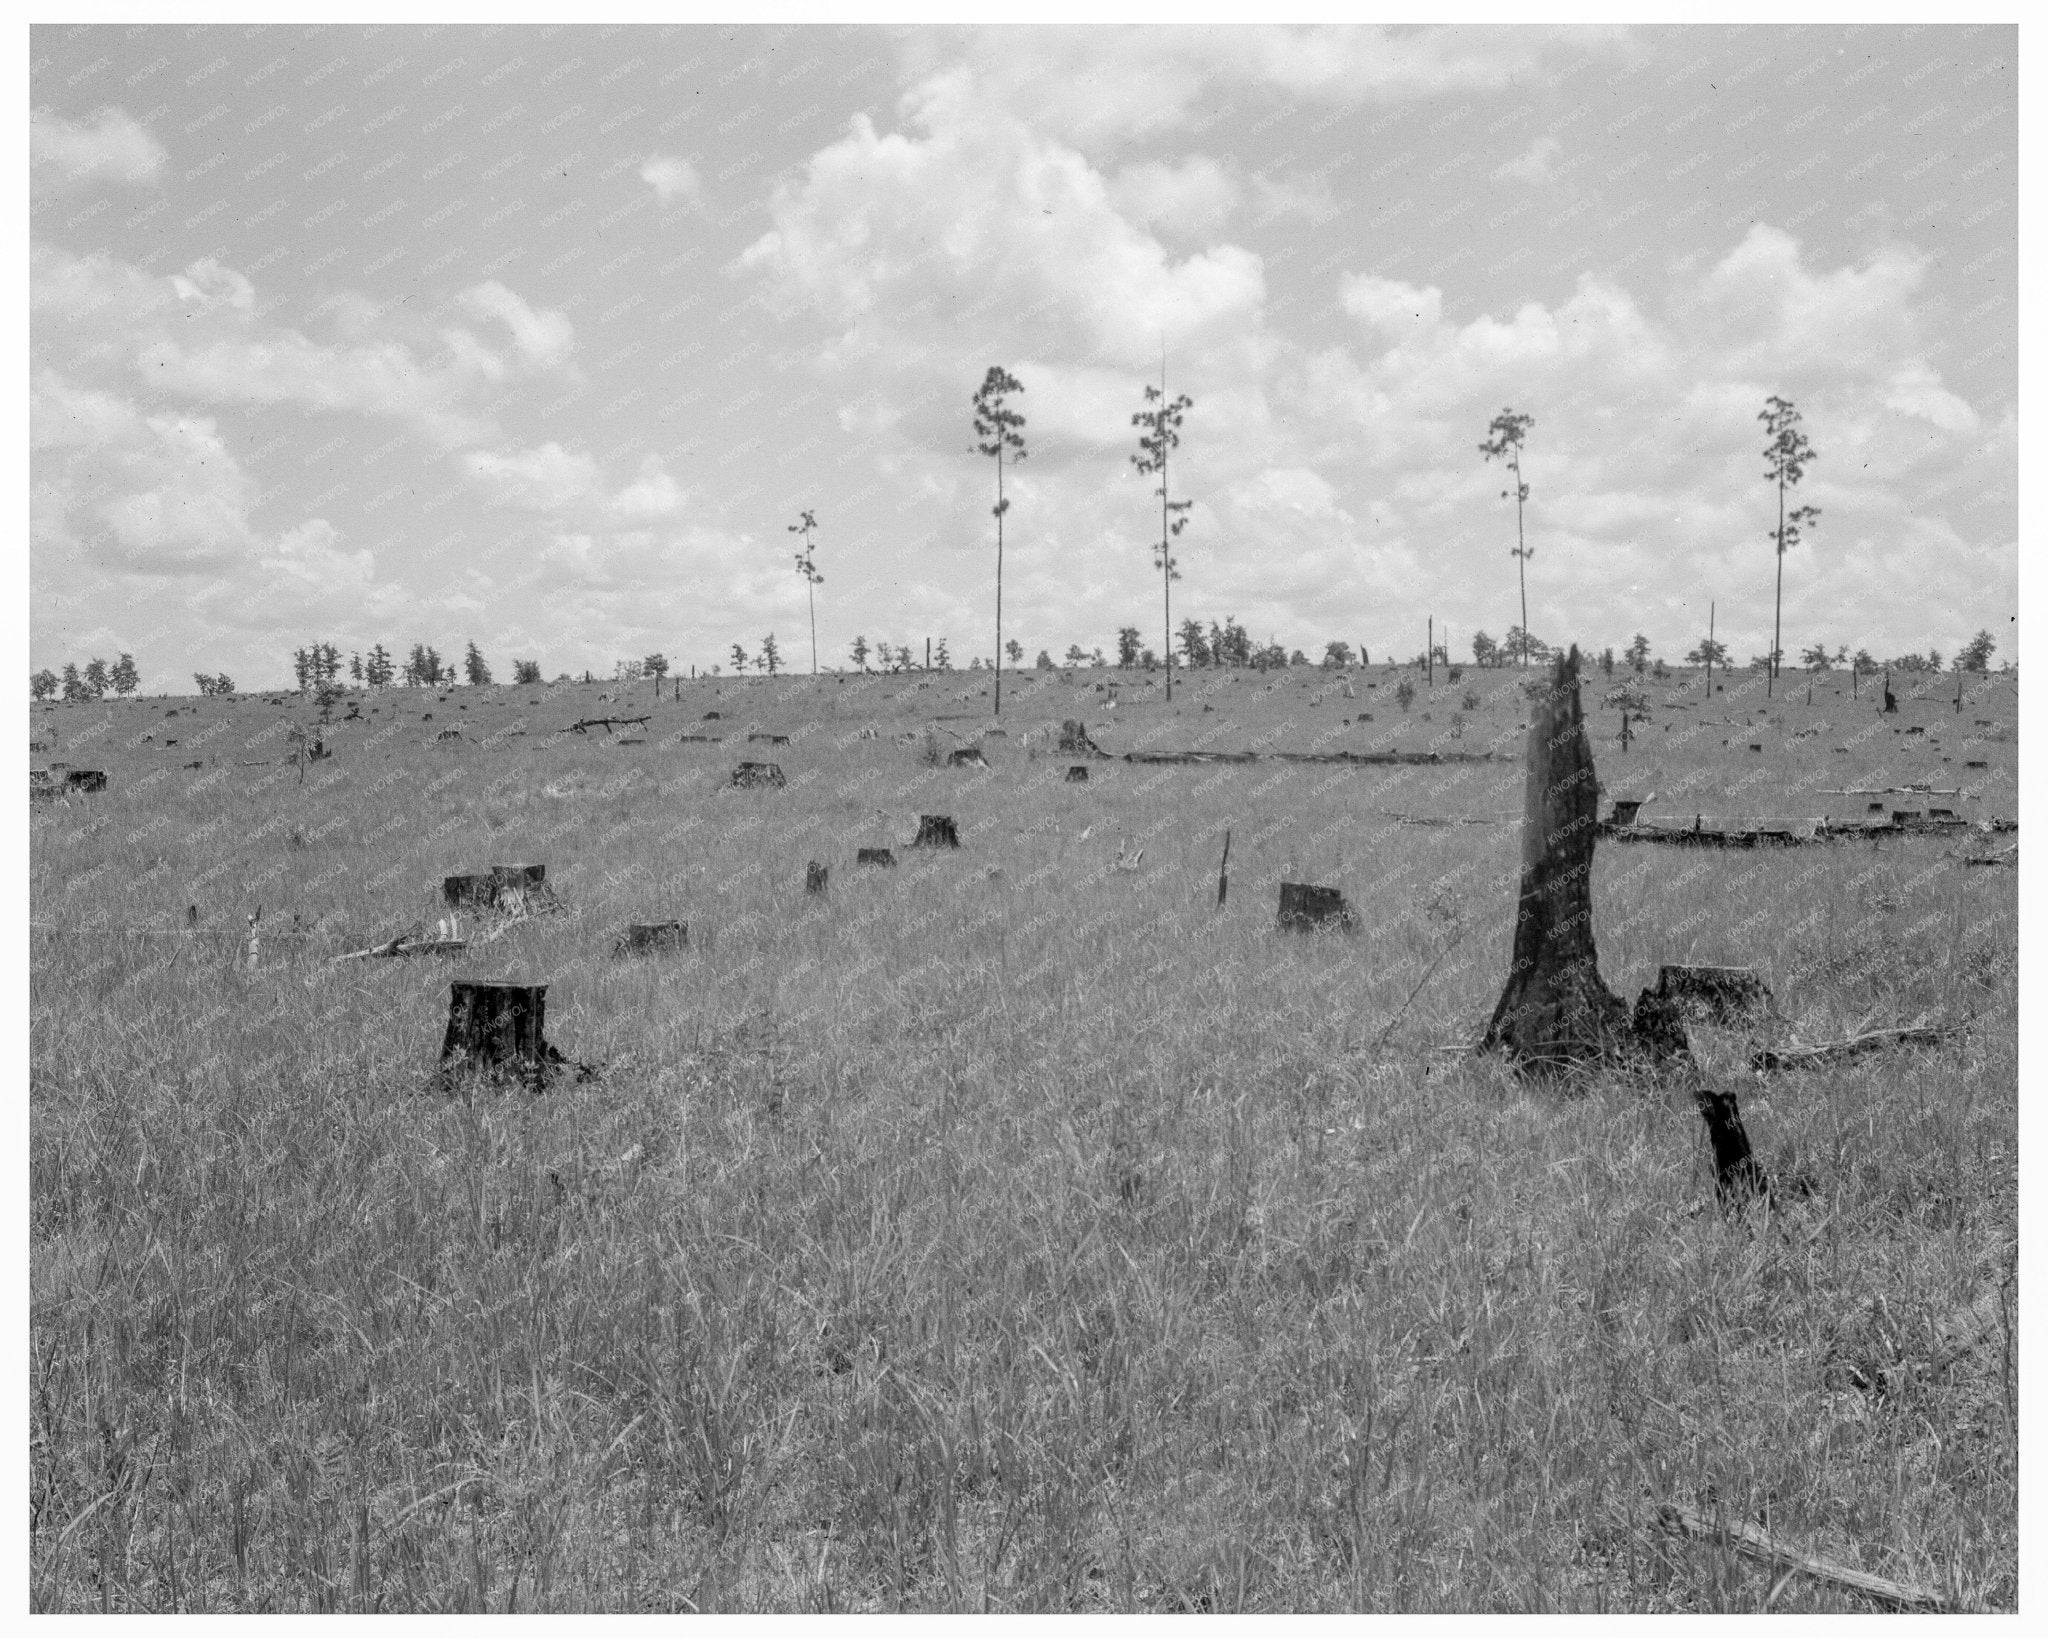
[443, 873, 497, 909]
[730, 762, 786, 788]
[1278, 882, 1356, 931]
[1481, 646, 1637, 1075]
[491, 863, 547, 914]
[806, 861, 829, 894]
[440, 981, 554, 1085]
[912, 814, 960, 849]
[1654, 964, 1772, 1025]
[856, 847, 897, 868]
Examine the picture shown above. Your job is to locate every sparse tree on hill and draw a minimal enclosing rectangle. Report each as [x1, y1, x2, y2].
[1034, 649, 1054, 670]
[1132, 366, 1194, 702]
[31, 669, 58, 700]
[849, 634, 870, 671]
[1471, 630, 1500, 668]
[788, 508, 823, 674]
[349, 652, 363, 684]
[1005, 638, 1023, 666]
[1322, 640, 1354, 669]
[1800, 641, 1845, 671]
[1687, 635, 1731, 668]
[364, 644, 393, 688]
[1598, 647, 1614, 676]
[1289, 649, 1308, 667]
[1760, 394, 1820, 698]
[1142, 647, 1159, 669]
[1852, 647, 1875, 675]
[933, 637, 951, 670]
[1957, 629, 1997, 672]
[644, 653, 669, 683]
[729, 644, 750, 674]
[1064, 643, 1088, 668]
[1624, 633, 1651, 674]
[1506, 626, 1552, 667]
[110, 653, 139, 695]
[1177, 618, 1210, 669]
[513, 659, 542, 685]
[760, 633, 781, 676]
[1117, 626, 1141, 668]
[61, 663, 87, 701]
[972, 365, 1028, 717]
[463, 641, 492, 687]
[1479, 407, 1537, 664]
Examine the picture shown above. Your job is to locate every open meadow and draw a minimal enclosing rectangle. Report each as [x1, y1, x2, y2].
[29, 658, 2018, 1611]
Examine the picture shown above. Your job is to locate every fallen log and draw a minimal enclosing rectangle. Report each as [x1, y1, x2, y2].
[1751, 1022, 1965, 1072]
[1653, 1502, 1955, 1612]
[564, 715, 651, 735]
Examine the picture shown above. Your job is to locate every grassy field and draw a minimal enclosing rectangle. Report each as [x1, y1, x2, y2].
[29, 658, 2018, 1611]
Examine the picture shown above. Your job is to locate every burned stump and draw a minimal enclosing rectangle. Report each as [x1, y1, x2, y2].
[440, 981, 555, 1082]
[491, 863, 548, 913]
[948, 747, 988, 767]
[748, 732, 790, 744]
[856, 847, 897, 868]
[730, 761, 786, 789]
[1481, 646, 1639, 1075]
[1065, 765, 1089, 783]
[912, 814, 959, 849]
[1694, 1087, 1770, 1203]
[614, 921, 687, 956]
[443, 873, 498, 909]
[63, 770, 107, 793]
[806, 861, 829, 894]
[1058, 719, 1108, 757]
[1653, 964, 1771, 1024]
[1608, 797, 1645, 827]
[1278, 882, 1356, 931]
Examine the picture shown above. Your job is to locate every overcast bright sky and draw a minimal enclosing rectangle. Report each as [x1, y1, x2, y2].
[30, 23, 2017, 690]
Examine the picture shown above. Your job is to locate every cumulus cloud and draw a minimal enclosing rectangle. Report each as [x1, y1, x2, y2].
[1109, 157, 1242, 238]
[641, 153, 705, 209]
[1494, 135, 1562, 186]
[31, 107, 166, 194]
[455, 280, 578, 372]
[463, 442, 605, 512]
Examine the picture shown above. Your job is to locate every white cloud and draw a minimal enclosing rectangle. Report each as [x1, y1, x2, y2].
[31, 107, 166, 194]
[641, 153, 705, 209]
[1494, 135, 1561, 186]
[1109, 157, 1242, 238]
[455, 280, 578, 372]
[463, 442, 605, 512]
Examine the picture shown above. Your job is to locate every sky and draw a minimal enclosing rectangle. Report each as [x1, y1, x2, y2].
[29, 22, 2018, 691]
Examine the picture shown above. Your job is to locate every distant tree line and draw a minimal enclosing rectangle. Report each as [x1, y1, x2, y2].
[31, 654, 139, 700]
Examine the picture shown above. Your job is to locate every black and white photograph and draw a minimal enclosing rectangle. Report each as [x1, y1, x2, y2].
[27, 16, 2020, 1612]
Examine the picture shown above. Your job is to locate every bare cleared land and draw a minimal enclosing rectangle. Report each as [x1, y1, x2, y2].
[29, 661, 2018, 1611]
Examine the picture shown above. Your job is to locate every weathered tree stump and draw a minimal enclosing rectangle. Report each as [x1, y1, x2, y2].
[442, 873, 498, 909]
[1608, 797, 1645, 826]
[491, 863, 547, 914]
[703, 710, 721, 719]
[1481, 646, 1639, 1075]
[913, 814, 959, 848]
[1278, 882, 1356, 931]
[440, 981, 552, 1078]
[730, 762, 786, 788]
[748, 732, 790, 744]
[1882, 676, 1898, 714]
[806, 861, 829, 894]
[1065, 765, 1089, 783]
[1630, 988, 1693, 1064]
[1694, 1086, 1770, 1202]
[948, 747, 988, 767]
[1654, 964, 1771, 1024]
[856, 847, 897, 867]
[63, 770, 107, 792]
[614, 921, 687, 956]
[1058, 719, 1106, 756]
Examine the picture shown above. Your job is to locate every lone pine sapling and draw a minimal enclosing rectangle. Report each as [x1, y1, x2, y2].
[789, 508, 823, 674]
[1479, 408, 1536, 665]
[1132, 363, 1193, 702]
[1760, 394, 1820, 698]
[971, 366, 1027, 717]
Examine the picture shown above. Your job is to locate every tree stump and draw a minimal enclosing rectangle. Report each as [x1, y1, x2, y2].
[913, 814, 959, 848]
[1480, 646, 1638, 1075]
[1608, 797, 1645, 826]
[730, 762, 786, 788]
[1277, 882, 1355, 931]
[440, 981, 558, 1086]
[1654, 964, 1771, 1024]
[614, 921, 687, 956]
[1882, 677, 1898, 714]
[806, 861, 829, 894]
[856, 847, 896, 867]
[491, 863, 547, 913]
[1065, 765, 1089, 783]
[63, 770, 107, 792]
[948, 747, 988, 767]
[443, 873, 497, 909]
[1694, 1086, 1770, 1202]
[748, 732, 790, 744]
[1058, 719, 1105, 756]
